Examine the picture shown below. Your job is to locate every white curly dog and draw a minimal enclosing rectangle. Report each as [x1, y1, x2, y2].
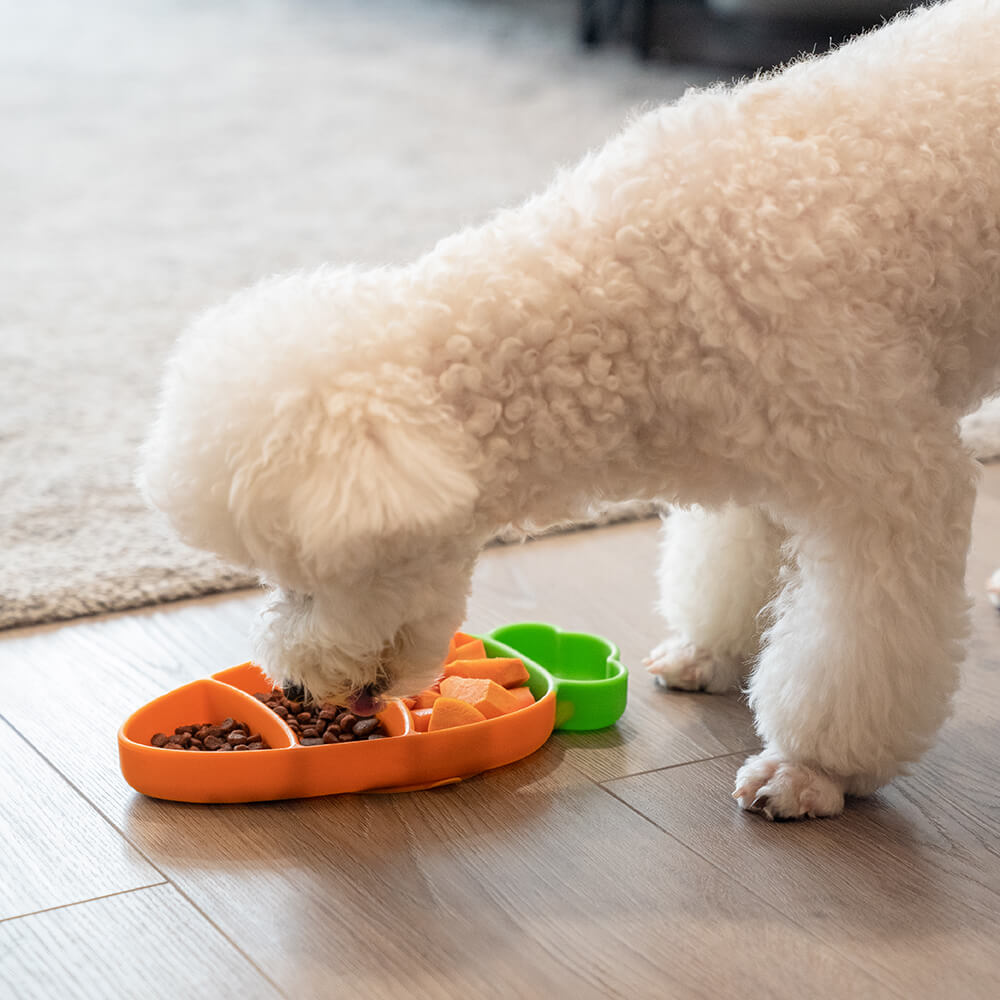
[141, 0, 1000, 819]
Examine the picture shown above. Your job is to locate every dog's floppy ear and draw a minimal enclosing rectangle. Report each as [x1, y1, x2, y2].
[229, 383, 480, 585]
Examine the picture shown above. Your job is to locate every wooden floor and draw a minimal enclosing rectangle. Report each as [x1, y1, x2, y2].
[3, 471, 1000, 999]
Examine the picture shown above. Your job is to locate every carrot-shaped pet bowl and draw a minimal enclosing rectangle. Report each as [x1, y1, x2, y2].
[118, 622, 627, 803]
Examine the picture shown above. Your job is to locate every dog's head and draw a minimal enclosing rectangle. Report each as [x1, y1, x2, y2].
[251, 545, 477, 713]
[239, 386, 482, 709]
[141, 271, 484, 710]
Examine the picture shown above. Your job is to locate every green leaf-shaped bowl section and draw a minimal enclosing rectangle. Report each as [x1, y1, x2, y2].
[484, 622, 628, 731]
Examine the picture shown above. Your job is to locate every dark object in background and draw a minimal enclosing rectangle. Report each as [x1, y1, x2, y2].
[582, 0, 913, 70]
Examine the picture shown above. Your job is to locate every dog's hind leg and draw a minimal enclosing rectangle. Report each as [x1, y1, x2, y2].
[646, 504, 784, 692]
[735, 424, 977, 820]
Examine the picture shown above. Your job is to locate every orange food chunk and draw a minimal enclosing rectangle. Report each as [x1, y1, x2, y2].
[506, 686, 536, 711]
[411, 708, 434, 732]
[412, 688, 440, 710]
[427, 697, 487, 731]
[447, 638, 487, 663]
[439, 676, 522, 719]
[442, 656, 529, 688]
[447, 632, 478, 657]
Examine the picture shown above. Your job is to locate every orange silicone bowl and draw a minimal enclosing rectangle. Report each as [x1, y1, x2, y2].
[118, 638, 557, 803]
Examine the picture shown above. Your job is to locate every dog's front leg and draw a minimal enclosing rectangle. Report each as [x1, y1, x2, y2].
[646, 503, 784, 692]
[734, 432, 977, 820]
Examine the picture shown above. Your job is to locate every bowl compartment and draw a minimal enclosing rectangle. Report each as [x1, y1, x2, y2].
[120, 677, 294, 751]
[487, 623, 627, 731]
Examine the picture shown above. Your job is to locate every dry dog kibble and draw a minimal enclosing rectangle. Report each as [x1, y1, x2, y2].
[150, 717, 269, 752]
[253, 689, 389, 743]
[352, 717, 380, 737]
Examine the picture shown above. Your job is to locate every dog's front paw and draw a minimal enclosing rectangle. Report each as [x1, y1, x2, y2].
[644, 639, 739, 693]
[733, 752, 845, 820]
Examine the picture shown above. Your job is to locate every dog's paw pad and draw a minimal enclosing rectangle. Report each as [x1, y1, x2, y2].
[644, 640, 734, 693]
[733, 753, 845, 820]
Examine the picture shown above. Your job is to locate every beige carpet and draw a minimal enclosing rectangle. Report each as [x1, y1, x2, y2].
[4, 0, 999, 632]
[1, 0, 712, 630]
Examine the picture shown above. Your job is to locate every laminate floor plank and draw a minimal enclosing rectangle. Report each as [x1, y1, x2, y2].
[0, 717, 162, 921]
[0, 884, 282, 999]
[606, 751, 1000, 999]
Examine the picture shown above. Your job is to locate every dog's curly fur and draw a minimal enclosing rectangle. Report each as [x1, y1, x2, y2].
[141, 0, 1000, 818]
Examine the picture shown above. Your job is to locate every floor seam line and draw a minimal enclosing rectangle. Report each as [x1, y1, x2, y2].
[0, 883, 168, 925]
[597, 747, 761, 785]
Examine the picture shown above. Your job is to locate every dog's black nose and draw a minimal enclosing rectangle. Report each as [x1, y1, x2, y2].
[282, 681, 308, 703]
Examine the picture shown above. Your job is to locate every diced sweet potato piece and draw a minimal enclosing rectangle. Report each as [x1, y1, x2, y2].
[447, 632, 478, 657]
[506, 686, 536, 711]
[439, 676, 522, 719]
[447, 638, 487, 663]
[412, 688, 440, 710]
[411, 708, 434, 732]
[427, 697, 486, 731]
[441, 656, 529, 688]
